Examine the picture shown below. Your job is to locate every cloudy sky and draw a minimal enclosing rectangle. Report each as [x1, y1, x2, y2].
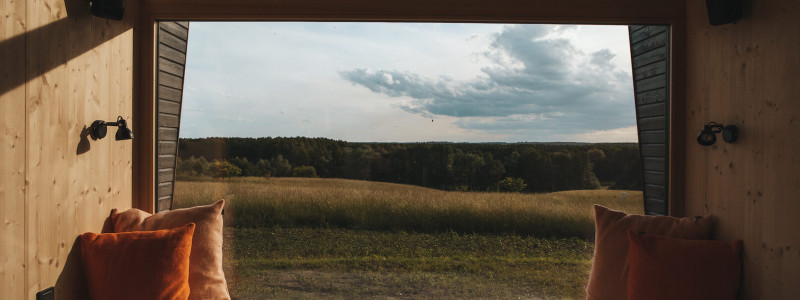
[181, 22, 636, 143]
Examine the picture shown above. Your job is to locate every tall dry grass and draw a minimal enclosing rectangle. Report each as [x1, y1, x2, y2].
[174, 177, 642, 239]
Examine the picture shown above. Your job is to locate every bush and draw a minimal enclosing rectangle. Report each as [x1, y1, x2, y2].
[212, 160, 242, 178]
[496, 177, 527, 193]
[292, 165, 318, 178]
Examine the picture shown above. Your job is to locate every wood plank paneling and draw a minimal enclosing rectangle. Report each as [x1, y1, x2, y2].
[637, 102, 667, 118]
[640, 144, 666, 157]
[158, 72, 184, 89]
[158, 29, 188, 52]
[630, 25, 667, 43]
[684, 0, 800, 298]
[158, 182, 173, 197]
[638, 116, 667, 131]
[157, 196, 174, 212]
[631, 45, 668, 66]
[158, 113, 180, 128]
[634, 73, 667, 92]
[0, 0, 27, 298]
[643, 157, 666, 172]
[630, 32, 669, 56]
[25, 0, 72, 294]
[159, 155, 176, 168]
[158, 58, 185, 77]
[629, 25, 670, 216]
[155, 22, 190, 211]
[157, 44, 187, 65]
[159, 127, 179, 140]
[159, 141, 177, 155]
[158, 100, 181, 115]
[635, 88, 667, 105]
[158, 168, 175, 183]
[639, 131, 666, 144]
[158, 85, 183, 102]
[632, 60, 667, 80]
[0, 0, 139, 297]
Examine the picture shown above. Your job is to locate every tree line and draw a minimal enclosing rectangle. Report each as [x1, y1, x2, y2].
[176, 137, 643, 193]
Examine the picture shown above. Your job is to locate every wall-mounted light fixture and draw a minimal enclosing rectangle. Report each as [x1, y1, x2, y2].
[90, 116, 134, 140]
[697, 122, 738, 146]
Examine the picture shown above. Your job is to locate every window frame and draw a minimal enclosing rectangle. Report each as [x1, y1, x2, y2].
[133, 0, 687, 216]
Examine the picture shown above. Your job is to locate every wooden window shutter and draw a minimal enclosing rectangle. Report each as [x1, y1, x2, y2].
[629, 25, 670, 216]
[155, 21, 190, 212]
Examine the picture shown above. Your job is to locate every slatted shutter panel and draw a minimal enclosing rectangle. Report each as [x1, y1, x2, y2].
[155, 21, 190, 212]
[629, 25, 670, 216]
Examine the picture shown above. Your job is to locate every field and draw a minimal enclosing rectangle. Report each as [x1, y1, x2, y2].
[174, 177, 643, 299]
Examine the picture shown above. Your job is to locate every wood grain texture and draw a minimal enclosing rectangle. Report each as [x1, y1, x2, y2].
[630, 25, 670, 216]
[154, 21, 190, 211]
[141, 0, 685, 23]
[683, 0, 800, 298]
[4, 0, 138, 297]
[158, 100, 181, 115]
[134, 19, 156, 213]
[1, 0, 27, 298]
[157, 85, 183, 102]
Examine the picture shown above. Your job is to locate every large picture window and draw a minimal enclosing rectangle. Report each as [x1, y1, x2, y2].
[148, 21, 668, 298]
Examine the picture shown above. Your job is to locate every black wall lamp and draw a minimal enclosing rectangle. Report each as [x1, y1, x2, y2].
[90, 116, 134, 140]
[697, 122, 738, 146]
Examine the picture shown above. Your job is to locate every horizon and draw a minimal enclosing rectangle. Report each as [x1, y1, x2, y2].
[178, 135, 639, 145]
[180, 22, 637, 143]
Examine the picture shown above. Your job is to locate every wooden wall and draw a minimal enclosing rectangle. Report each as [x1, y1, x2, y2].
[629, 25, 670, 216]
[682, 0, 800, 298]
[155, 21, 189, 212]
[0, 0, 138, 298]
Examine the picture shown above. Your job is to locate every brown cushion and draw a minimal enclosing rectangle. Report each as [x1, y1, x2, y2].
[104, 200, 230, 300]
[626, 231, 742, 300]
[80, 223, 195, 300]
[586, 205, 714, 300]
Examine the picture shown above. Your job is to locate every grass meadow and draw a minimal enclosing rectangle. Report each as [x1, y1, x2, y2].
[174, 177, 643, 299]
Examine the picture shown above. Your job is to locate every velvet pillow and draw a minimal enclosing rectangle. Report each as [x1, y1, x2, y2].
[626, 231, 742, 300]
[586, 205, 714, 300]
[104, 200, 230, 300]
[80, 223, 195, 300]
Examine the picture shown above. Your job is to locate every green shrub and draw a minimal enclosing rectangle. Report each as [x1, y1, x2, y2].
[496, 177, 527, 193]
[292, 165, 318, 178]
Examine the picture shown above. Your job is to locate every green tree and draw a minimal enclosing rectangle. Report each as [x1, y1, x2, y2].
[230, 156, 259, 176]
[270, 155, 293, 177]
[292, 165, 318, 178]
[256, 159, 272, 178]
[496, 177, 527, 193]
[211, 160, 241, 178]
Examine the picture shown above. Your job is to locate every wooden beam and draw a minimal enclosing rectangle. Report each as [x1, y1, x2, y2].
[669, 20, 686, 217]
[134, 13, 157, 213]
[141, 0, 684, 23]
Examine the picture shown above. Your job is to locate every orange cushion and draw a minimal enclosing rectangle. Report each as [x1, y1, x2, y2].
[586, 205, 714, 300]
[80, 223, 195, 300]
[626, 231, 742, 300]
[104, 200, 230, 300]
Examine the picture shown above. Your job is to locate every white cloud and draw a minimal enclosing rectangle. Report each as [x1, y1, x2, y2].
[340, 24, 635, 139]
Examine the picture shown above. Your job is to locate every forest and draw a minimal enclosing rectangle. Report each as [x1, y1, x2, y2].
[176, 137, 642, 193]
